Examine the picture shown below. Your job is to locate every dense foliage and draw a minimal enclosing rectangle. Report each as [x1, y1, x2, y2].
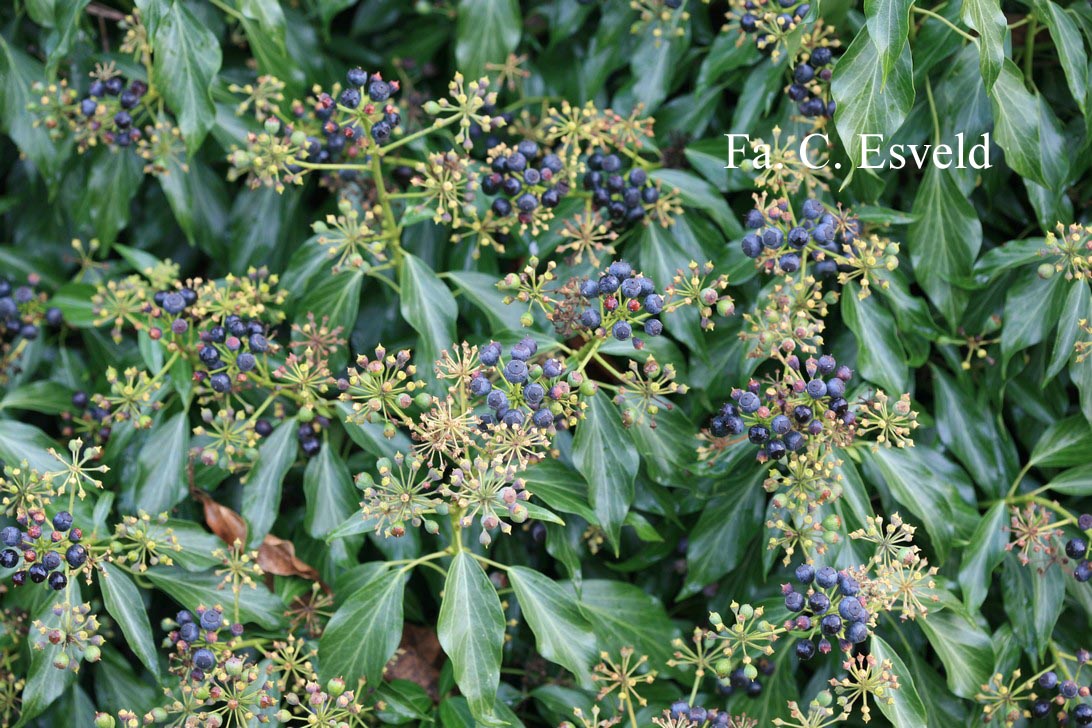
[0, 0, 1091, 726]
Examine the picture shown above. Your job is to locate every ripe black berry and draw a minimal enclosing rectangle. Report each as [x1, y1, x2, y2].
[28, 563, 47, 583]
[1066, 537, 1088, 560]
[193, 648, 216, 671]
[48, 571, 66, 590]
[65, 544, 87, 568]
[0, 549, 18, 568]
[815, 566, 838, 588]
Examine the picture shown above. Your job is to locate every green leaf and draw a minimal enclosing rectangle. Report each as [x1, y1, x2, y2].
[962, 0, 1007, 91]
[521, 460, 597, 523]
[831, 28, 915, 170]
[133, 411, 189, 514]
[319, 569, 405, 686]
[1034, 0, 1088, 113]
[572, 580, 676, 669]
[906, 166, 982, 326]
[0, 380, 74, 415]
[508, 567, 596, 685]
[864, 446, 978, 562]
[303, 443, 357, 540]
[870, 636, 929, 727]
[74, 148, 144, 247]
[1044, 464, 1092, 495]
[681, 481, 764, 598]
[446, 270, 526, 334]
[1002, 556, 1065, 660]
[958, 501, 1009, 611]
[0, 37, 67, 181]
[651, 169, 738, 237]
[241, 418, 298, 547]
[572, 393, 638, 552]
[294, 269, 362, 371]
[1047, 282, 1092, 380]
[1001, 272, 1066, 365]
[19, 583, 81, 723]
[989, 61, 1047, 187]
[455, 0, 521, 80]
[152, 1, 223, 154]
[931, 367, 1017, 494]
[437, 553, 506, 726]
[100, 564, 160, 679]
[841, 284, 909, 392]
[0, 420, 57, 473]
[145, 567, 286, 629]
[864, 0, 912, 82]
[1028, 415, 1092, 468]
[626, 403, 694, 486]
[400, 253, 457, 392]
[50, 282, 98, 328]
[918, 608, 995, 699]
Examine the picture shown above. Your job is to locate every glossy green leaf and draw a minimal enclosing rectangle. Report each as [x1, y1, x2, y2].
[918, 608, 995, 698]
[870, 636, 929, 727]
[906, 166, 982, 326]
[455, 0, 521, 80]
[961, 0, 1006, 91]
[400, 252, 457, 391]
[509, 567, 596, 685]
[572, 393, 638, 552]
[831, 27, 915, 170]
[437, 553, 506, 726]
[152, 1, 223, 154]
[1028, 415, 1092, 468]
[241, 418, 298, 547]
[133, 411, 189, 514]
[100, 564, 160, 679]
[144, 567, 286, 628]
[864, 0, 912, 82]
[319, 569, 405, 685]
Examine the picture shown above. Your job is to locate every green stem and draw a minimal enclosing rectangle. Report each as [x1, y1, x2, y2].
[1024, 18, 1038, 87]
[1006, 461, 1033, 498]
[912, 6, 978, 44]
[471, 553, 510, 572]
[380, 117, 458, 155]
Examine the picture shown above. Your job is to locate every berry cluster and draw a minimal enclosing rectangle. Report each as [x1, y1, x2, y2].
[740, 197, 858, 277]
[582, 151, 658, 226]
[735, 0, 813, 55]
[481, 141, 567, 224]
[787, 46, 837, 118]
[296, 415, 331, 458]
[76, 74, 149, 148]
[195, 315, 271, 395]
[1030, 659, 1092, 724]
[784, 564, 870, 659]
[467, 103, 516, 153]
[668, 700, 738, 726]
[314, 68, 402, 154]
[717, 657, 776, 698]
[0, 277, 62, 381]
[0, 510, 86, 591]
[1068, 515, 1092, 583]
[577, 260, 665, 349]
[150, 286, 198, 339]
[63, 391, 113, 445]
[473, 339, 579, 429]
[710, 354, 853, 460]
[166, 606, 245, 681]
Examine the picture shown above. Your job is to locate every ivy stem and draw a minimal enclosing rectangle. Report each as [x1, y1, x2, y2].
[1006, 461, 1034, 498]
[471, 553, 510, 572]
[911, 7, 978, 44]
